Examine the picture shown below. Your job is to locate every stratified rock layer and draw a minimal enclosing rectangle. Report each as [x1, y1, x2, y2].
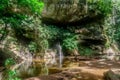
[42, 0, 102, 25]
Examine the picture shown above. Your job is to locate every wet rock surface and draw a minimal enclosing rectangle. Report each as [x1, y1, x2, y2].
[42, 0, 103, 25]
[104, 69, 120, 80]
[42, 0, 107, 57]
[0, 26, 32, 64]
[24, 59, 120, 80]
[25, 70, 103, 80]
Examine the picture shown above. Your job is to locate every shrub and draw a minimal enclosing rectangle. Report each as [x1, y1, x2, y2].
[62, 33, 79, 51]
[78, 46, 93, 57]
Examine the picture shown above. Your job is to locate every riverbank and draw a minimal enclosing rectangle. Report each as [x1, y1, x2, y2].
[25, 59, 120, 80]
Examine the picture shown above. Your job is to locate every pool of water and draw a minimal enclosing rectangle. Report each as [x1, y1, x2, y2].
[1, 57, 120, 80]
[2, 58, 63, 79]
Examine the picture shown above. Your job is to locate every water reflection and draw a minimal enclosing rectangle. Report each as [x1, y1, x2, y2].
[6, 59, 62, 79]
[15, 56, 64, 79]
[15, 60, 48, 79]
[1, 48, 64, 80]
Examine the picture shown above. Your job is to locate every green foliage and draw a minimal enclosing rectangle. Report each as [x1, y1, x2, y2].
[103, 0, 120, 47]
[88, 0, 113, 16]
[45, 25, 61, 40]
[38, 25, 60, 40]
[28, 41, 37, 53]
[0, 20, 7, 41]
[79, 46, 93, 57]
[35, 25, 61, 52]
[5, 58, 16, 67]
[1, 0, 120, 58]
[4, 69, 21, 80]
[39, 39, 49, 52]
[7, 70, 21, 80]
[0, 28, 6, 35]
[62, 33, 79, 50]
[18, 0, 44, 13]
[0, 0, 44, 41]
[97, 0, 112, 15]
[0, 0, 8, 12]
[4, 58, 21, 80]
[0, 0, 44, 15]
[112, 1, 120, 43]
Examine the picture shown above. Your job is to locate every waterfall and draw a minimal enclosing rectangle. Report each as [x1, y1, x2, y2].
[55, 42, 64, 68]
[86, 0, 88, 14]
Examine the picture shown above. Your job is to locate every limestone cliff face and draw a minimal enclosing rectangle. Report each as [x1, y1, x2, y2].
[41, 0, 106, 55]
[0, 0, 113, 62]
[0, 23, 32, 63]
[42, 0, 102, 24]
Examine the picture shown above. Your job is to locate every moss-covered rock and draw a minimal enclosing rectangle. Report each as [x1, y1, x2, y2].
[41, 0, 106, 25]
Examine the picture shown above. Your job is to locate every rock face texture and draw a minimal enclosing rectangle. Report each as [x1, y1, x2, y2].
[42, 0, 102, 25]
[42, 0, 106, 56]
[0, 25, 32, 64]
[103, 44, 120, 61]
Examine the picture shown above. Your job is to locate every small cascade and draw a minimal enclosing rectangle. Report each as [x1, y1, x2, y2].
[55, 42, 64, 68]
[85, 0, 88, 14]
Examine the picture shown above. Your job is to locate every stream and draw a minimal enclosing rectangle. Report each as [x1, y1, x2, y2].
[1, 57, 120, 80]
[0, 43, 120, 80]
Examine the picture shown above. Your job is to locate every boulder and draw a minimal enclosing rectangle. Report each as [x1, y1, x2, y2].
[104, 69, 120, 80]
